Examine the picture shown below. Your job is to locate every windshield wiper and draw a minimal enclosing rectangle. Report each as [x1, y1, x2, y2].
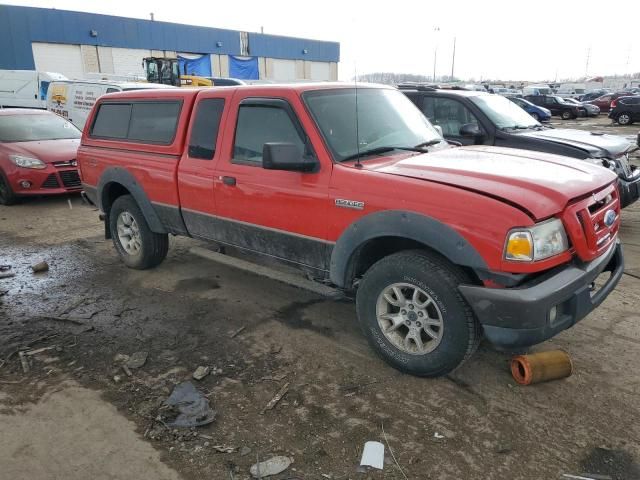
[414, 139, 442, 149]
[341, 146, 427, 163]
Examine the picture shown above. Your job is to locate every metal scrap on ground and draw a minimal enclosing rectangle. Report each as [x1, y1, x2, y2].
[162, 381, 216, 428]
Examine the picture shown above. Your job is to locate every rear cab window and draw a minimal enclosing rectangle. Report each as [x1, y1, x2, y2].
[188, 98, 225, 159]
[90, 100, 181, 144]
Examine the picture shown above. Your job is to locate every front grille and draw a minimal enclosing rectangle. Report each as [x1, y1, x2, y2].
[59, 170, 81, 188]
[41, 174, 60, 189]
[53, 159, 77, 168]
[564, 184, 619, 261]
[618, 154, 632, 178]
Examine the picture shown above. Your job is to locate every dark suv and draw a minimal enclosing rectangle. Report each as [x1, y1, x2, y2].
[609, 96, 640, 125]
[524, 95, 587, 119]
[400, 86, 640, 207]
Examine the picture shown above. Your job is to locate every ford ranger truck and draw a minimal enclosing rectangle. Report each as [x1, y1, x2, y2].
[78, 84, 624, 377]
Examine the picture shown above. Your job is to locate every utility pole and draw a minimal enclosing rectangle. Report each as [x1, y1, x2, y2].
[451, 37, 456, 80]
[433, 26, 440, 82]
[585, 46, 591, 78]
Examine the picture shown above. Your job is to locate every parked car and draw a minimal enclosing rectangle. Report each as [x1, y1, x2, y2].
[0, 70, 67, 109]
[563, 97, 600, 117]
[608, 96, 640, 125]
[522, 85, 553, 96]
[79, 84, 624, 377]
[524, 95, 587, 119]
[47, 80, 176, 130]
[579, 89, 611, 102]
[0, 109, 81, 205]
[509, 96, 552, 122]
[584, 92, 637, 113]
[400, 86, 639, 207]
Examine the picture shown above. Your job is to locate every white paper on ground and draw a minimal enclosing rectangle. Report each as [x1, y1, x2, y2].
[360, 441, 385, 470]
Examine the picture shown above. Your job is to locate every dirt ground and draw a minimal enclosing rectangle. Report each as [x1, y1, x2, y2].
[1, 116, 640, 480]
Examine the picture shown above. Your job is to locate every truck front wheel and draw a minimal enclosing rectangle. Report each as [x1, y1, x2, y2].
[109, 195, 168, 270]
[356, 250, 481, 377]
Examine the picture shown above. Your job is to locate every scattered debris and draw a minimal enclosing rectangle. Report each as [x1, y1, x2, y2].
[381, 422, 408, 479]
[250, 456, 292, 478]
[269, 344, 282, 354]
[561, 475, 612, 480]
[339, 379, 379, 393]
[114, 353, 130, 363]
[229, 325, 246, 338]
[162, 381, 216, 428]
[0, 265, 11, 271]
[126, 351, 148, 369]
[511, 350, 573, 385]
[113, 374, 122, 383]
[0, 271, 15, 279]
[212, 445, 237, 454]
[495, 440, 513, 454]
[261, 382, 290, 414]
[434, 432, 445, 439]
[192, 366, 210, 380]
[260, 373, 288, 382]
[18, 351, 30, 373]
[24, 346, 58, 356]
[31, 261, 49, 273]
[240, 446, 252, 457]
[360, 441, 385, 470]
[37, 316, 85, 325]
[122, 365, 133, 377]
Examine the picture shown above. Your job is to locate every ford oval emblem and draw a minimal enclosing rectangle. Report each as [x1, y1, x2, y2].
[603, 209, 617, 227]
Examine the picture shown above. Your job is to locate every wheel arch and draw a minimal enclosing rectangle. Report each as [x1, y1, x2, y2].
[330, 210, 487, 289]
[97, 167, 167, 235]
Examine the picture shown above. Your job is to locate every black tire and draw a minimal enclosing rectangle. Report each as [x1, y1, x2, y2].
[616, 112, 633, 125]
[530, 112, 540, 121]
[109, 194, 168, 269]
[0, 171, 17, 206]
[561, 110, 572, 120]
[356, 250, 481, 377]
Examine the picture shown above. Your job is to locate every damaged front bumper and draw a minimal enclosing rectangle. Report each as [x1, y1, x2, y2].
[459, 241, 624, 349]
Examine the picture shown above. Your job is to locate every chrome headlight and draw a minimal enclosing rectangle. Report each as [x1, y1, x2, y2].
[505, 218, 569, 262]
[10, 155, 46, 169]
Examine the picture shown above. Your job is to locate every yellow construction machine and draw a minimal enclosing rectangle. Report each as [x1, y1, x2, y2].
[142, 57, 213, 87]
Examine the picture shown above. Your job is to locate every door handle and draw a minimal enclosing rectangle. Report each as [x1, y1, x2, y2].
[221, 176, 236, 186]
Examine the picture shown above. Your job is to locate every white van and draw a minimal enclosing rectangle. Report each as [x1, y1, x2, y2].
[0, 70, 67, 108]
[46, 80, 176, 130]
[522, 84, 553, 96]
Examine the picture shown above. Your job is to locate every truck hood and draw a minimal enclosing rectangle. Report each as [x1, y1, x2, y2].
[369, 146, 617, 219]
[517, 128, 633, 158]
[3, 139, 80, 164]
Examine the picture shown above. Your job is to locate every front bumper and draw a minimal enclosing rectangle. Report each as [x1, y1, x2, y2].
[459, 241, 624, 348]
[8, 166, 81, 197]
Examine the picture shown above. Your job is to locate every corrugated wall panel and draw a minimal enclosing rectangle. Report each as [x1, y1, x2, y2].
[0, 5, 339, 71]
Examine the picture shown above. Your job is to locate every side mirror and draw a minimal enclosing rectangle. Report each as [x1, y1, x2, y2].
[262, 142, 317, 172]
[459, 123, 483, 138]
[433, 125, 443, 137]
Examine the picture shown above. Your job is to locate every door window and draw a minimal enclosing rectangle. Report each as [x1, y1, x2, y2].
[188, 98, 225, 159]
[233, 105, 305, 165]
[425, 97, 479, 137]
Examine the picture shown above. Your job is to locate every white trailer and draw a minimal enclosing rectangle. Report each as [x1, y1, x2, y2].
[0, 70, 67, 108]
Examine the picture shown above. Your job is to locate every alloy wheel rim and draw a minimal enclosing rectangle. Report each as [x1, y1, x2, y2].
[116, 211, 142, 255]
[619, 114, 630, 124]
[376, 282, 444, 355]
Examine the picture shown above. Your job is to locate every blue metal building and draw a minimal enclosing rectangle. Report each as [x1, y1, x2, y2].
[0, 5, 340, 81]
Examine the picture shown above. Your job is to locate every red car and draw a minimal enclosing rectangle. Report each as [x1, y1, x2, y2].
[585, 92, 638, 113]
[0, 109, 81, 205]
[79, 85, 623, 377]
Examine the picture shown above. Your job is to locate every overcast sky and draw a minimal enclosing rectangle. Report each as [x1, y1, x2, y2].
[5, 0, 640, 82]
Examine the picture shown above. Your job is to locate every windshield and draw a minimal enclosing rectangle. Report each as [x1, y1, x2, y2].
[470, 94, 540, 129]
[0, 113, 81, 142]
[303, 88, 442, 162]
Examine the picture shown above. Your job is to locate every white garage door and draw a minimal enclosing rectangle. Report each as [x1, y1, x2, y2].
[111, 48, 151, 77]
[32, 42, 84, 79]
[310, 62, 330, 81]
[271, 59, 296, 81]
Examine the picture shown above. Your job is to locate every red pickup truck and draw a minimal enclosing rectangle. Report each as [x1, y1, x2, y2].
[78, 84, 624, 377]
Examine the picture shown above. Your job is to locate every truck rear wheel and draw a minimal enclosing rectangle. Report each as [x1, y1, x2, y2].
[356, 250, 481, 377]
[109, 195, 168, 270]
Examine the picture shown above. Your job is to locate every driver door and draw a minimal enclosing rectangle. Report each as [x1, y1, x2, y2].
[422, 97, 484, 145]
[212, 94, 333, 271]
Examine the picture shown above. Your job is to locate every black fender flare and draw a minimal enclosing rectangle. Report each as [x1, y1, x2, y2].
[329, 210, 488, 288]
[97, 167, 167, 234]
